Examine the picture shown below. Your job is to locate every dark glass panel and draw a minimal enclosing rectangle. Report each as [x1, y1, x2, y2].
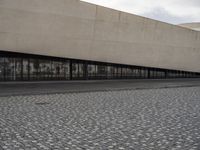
[153, 69, 165, 78]
[52, 60, 67, 80]
[63, 61, 70, 80]
[168, 70, 177, 78]
[72, 63, 79, 78]
[97, 65, 107, 79]
[107, 66, 114, 79]
[140, 68, 147, 78]
[29, 59, 39, 80]
[15, 58, 22, 80]
[4, 57, 20, 81]
[113, 66, 121, 78]
[88, 64, 96, 79]
[22, 58, 29, 80]
[4, 57, 14, 80]
[186, 72, 190, 78]
[113, 66, 117, 78]
[0, 57, 4, 81]
[149, 70, 154, 78]
[78, 63, 84, 78]
[38, 59, 51, 80]
[118, 66, 122, 78]
[122, 67, 127, 77]
[71, 62, 85, 79]
[134, 68, 141, 78]
[126, 67, 133, 78]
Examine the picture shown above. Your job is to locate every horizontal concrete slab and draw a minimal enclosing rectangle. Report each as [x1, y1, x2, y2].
[1, 78, 200, 96]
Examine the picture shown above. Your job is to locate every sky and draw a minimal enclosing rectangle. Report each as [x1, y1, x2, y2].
[82, 0, 200, 24]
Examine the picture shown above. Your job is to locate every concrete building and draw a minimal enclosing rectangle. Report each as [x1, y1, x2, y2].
[0, 0, 200, 81]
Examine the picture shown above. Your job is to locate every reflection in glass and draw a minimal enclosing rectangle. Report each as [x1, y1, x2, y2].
[140, 68, 148, 78]
[23, 59, 29, 80]
[72, 62, 85, 79]
[122, 67, 127, 77]
[0, 52, 199, 81]
[38, 59, 51, 80]
[113, 66, 120, 78]
[63, 61, 70, 79]
[72, 63, 79, 78]
[127, 67, 133, 77]
[88, 64, 96, 78]
[107, 66, 113, 79]
[4, 57, 14, 80]
[79, 63, 84, 77]
[4, 58, 22, 80]
[29, 59, 38, 80]
[97, 65, 107, 78]
[0, 57, 4, 81]
[15, 58, 22, 80]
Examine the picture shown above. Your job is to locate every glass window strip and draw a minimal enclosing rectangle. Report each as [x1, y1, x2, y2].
[0, 52, 199, 81]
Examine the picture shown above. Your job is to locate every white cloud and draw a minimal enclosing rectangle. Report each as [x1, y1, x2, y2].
[82, 0, 200, 24]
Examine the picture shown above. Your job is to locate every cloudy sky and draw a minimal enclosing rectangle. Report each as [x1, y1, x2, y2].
[82, 0, 200, 24]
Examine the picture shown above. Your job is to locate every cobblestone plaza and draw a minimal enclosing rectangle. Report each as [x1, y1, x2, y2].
[1, 86, 200, 150]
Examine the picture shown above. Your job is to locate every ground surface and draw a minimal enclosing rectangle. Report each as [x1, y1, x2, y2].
[1, 80, 200, 150]
[1, 79, 200, 96]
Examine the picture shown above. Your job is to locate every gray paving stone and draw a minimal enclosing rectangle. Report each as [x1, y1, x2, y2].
[0, 87, 200, 149]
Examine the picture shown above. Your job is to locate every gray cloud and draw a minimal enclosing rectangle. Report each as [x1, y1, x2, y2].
[183, 0, 200, 6]
[82, 0, 200, 24]
[141, 7, 195, 24]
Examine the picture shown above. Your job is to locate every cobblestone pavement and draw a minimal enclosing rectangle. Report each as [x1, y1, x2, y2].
[1, 87, 200, 150]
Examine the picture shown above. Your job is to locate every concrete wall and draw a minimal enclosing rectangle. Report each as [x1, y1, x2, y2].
[0, 0, 200, 72]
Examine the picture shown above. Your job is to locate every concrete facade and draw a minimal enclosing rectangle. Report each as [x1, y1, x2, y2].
[0, 0, 200, 72]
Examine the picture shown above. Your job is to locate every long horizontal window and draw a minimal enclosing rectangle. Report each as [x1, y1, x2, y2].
[0, 51, 200, 81]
